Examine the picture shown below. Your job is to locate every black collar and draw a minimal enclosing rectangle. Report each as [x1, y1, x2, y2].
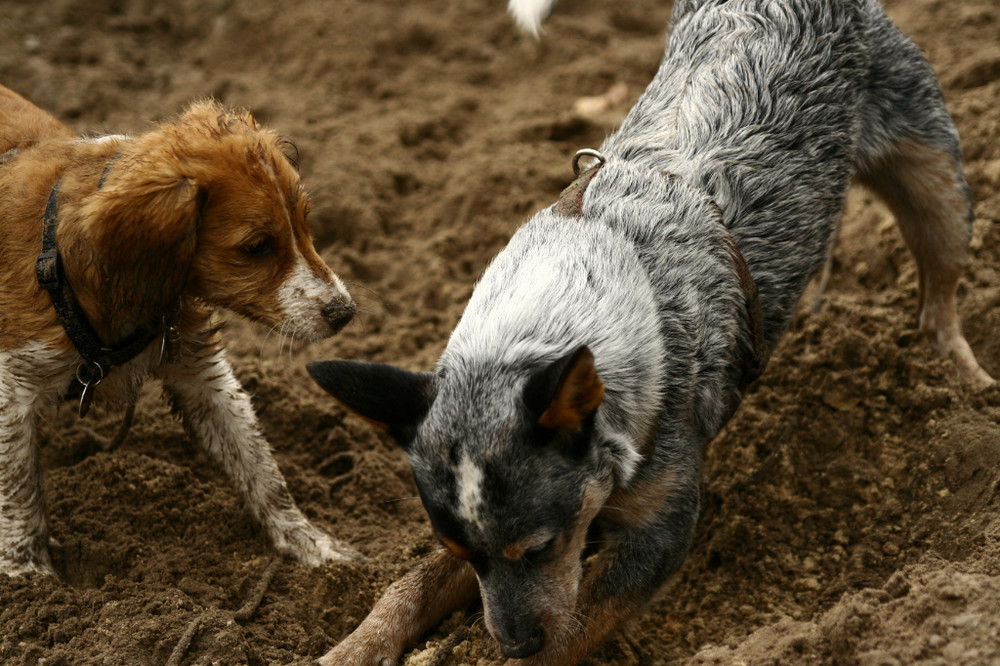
[35, 182, 161, 394]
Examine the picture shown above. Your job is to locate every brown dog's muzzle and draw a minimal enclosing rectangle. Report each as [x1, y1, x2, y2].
[322, 299, 356, 334]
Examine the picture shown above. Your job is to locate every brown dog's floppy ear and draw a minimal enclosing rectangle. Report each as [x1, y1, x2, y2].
[307, 360, 437, 447]
[524, 346, 605, 434]
[79, 175, 205, 332]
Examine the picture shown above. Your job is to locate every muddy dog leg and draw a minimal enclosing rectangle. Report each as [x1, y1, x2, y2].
[318, 548, 478, 666]
[0, 387, 51, 576]
[856, 24, 994, 388]
[858, 139, 993, 387]
[0, 349, 64, 576]
[156, 326, 359, 566]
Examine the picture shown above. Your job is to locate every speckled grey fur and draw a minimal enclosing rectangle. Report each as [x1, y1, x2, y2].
[309, 1, 988, 662]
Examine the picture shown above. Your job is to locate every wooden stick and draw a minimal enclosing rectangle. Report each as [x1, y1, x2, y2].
[165, 612, 205, 666]
[235, 557, 280, 623]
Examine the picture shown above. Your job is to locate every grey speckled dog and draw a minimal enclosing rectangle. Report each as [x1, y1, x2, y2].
[308, 1, 995, 664]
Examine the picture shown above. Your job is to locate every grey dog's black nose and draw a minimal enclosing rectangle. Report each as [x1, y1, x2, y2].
[321, 299, 356, 334]
[499, 628, 545, 659]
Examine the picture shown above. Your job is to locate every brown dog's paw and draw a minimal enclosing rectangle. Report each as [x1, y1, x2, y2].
[316, 632, 398, 666]
[268, 510, 365, 567]
[313, 535, 365, 564]
[0, 554, 58, 579]
[270, 519, 364, 567]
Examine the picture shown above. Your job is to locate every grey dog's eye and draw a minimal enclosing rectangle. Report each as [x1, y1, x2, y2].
[524, 538, 556, 562]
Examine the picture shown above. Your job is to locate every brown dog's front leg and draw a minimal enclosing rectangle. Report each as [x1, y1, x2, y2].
[157, 321, 359, 565]
[0, 371, 56, 577]
[319, 547, 478, 666]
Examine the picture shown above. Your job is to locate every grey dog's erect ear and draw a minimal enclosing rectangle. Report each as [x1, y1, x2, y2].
[306, 360, 436, 445]
[523, 346, 605, 434]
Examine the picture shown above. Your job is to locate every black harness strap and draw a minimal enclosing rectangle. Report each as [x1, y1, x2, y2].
[97, 151, 121, 189]
[35, 182, 160, 386]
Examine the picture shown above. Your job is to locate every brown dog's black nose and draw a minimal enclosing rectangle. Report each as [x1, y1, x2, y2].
[499, 627, 545, 659]
[322, 299, 356, 334]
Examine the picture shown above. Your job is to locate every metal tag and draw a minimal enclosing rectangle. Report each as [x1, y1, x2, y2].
[159, 324, 181, 365]
[75, 362, 105, 418]
[78, 381, 97, 418]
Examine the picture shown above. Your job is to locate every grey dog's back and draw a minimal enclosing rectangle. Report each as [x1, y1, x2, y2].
[598, 0, 959, 348]
[448, 0, 969, 446]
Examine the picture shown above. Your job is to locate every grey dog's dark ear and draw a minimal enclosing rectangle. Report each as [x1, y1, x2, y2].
[307, 360, 436, 446]
[523, 346, 604, 435]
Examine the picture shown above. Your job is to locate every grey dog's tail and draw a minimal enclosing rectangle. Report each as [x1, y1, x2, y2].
[507, 0, 559, 36]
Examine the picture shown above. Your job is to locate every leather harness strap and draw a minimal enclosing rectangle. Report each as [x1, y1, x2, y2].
[719, 223, 769, 389]
[554, 154, 770, 390]
[553, 163, 602, 218]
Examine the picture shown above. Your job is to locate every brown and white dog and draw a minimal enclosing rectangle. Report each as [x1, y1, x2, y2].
[0, 84, 357, 577]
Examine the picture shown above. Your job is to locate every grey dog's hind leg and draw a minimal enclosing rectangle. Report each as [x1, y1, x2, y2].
[854, 13, 993, 387]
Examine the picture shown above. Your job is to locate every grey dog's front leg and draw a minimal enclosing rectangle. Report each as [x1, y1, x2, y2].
[157, 330, 357, 566]
[318, 547, 479, 666]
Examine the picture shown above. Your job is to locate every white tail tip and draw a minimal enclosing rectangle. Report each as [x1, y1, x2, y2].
[507, 0, 559, 37]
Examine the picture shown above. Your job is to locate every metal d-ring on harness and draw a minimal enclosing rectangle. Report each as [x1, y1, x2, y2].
[571, 148, 606, 176]
[554, 149, 607, 218]
[35, 181, 166, 417]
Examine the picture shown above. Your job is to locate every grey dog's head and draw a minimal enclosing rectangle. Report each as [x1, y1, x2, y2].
[308, 345, 613, 658]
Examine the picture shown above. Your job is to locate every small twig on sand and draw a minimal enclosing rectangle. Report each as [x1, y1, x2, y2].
[75, 395, 137, 453]
[165, 558, 280, 664]
[234, 557, 281, 623]
[107, 397, 137, 450]
[165, 612, 206, 666]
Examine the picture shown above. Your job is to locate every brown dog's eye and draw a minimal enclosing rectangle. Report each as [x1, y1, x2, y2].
[242, 239, 275, 257]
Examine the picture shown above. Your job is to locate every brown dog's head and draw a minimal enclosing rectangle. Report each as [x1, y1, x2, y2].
[68, 100, 353, 342]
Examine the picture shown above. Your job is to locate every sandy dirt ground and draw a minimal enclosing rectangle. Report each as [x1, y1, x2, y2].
[1, 0, 999, 664]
